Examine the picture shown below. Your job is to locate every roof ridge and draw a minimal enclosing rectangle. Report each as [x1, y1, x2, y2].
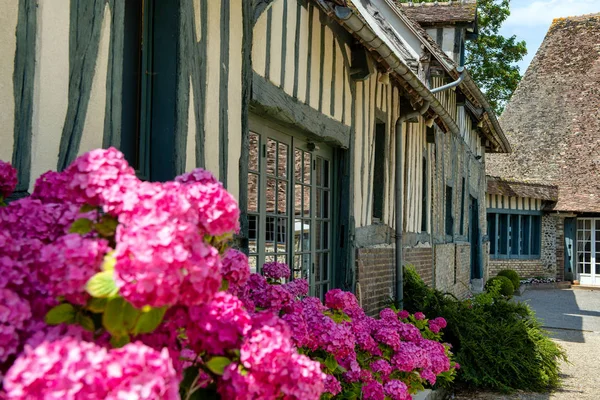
[554, 12, 600, 21]
[400, 0, 476, 7]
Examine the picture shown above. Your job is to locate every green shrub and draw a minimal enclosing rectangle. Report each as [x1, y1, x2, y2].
[485, 276, 515, 296]
[497, 269, 521, 289]
[403, 266, 567, 393]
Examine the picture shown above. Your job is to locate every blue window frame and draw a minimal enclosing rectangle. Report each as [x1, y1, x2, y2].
[487, 211, 542, 259]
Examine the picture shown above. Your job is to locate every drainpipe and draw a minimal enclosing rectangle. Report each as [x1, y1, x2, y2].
[395, 101, 430, 308]
[431, 66, 466, 94]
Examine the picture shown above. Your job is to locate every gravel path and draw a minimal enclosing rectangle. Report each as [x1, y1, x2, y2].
[453, 289, 600, 399]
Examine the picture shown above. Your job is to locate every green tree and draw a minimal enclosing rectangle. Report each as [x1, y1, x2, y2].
[466, 0, 527, 114]
[398, 0, 527, 115]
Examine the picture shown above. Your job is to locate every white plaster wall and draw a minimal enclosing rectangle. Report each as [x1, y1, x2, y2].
[0, 2, 18, 162]
[227, 0, 243, 200]
[79, 3, 110, 156]
[204, 0, 221, 180]
[30, 0, 70, 191]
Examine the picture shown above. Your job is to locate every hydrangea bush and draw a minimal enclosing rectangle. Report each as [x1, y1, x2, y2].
[0, 149, 457, 399]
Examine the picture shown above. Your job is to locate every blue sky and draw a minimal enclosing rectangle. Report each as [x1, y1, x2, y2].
[499, 0, 600, 73]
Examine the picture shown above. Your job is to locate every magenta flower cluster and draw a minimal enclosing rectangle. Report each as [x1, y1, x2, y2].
[0, 160, 17, 199]
[3, 337, 179, 399]
[0, 151, 455, 399]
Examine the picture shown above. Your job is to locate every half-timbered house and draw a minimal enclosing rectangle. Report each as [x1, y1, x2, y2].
[0, 0, 509, 314]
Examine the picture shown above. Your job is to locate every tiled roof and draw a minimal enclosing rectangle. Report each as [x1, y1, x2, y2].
[486, 13, 600, 213]
[487, 177, 558, 202]
[397, 0, 477, 25]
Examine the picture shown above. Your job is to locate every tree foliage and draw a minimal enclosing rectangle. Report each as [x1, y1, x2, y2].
[466, 0, 527, 115]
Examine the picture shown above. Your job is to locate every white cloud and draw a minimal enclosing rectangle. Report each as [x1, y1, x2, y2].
[505, 0, 600, 27]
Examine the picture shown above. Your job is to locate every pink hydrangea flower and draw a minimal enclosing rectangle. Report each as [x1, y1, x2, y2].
[262, 261, 291, 281]
[414, 312, 426, 320]
[175, 168, 220, 186]
[3, 338, 179, 399]
[326, 289, 364, 319]
[398, 310, 410, 319]
[363, 380, 386, 400]
[31, 171, 76, 204]
[66, 147, 136, 208]
[185, 182, 240, 236]
[384, 379, 411, 400]
[38, 234, 108, 305]
[323, 374, 342, 395]
[370, 359, 393, 381]
[0, 160, 17, 199]
[221, 248, 250, 288]
[187, 292, 252, 355]
[282, 279, 309, 298]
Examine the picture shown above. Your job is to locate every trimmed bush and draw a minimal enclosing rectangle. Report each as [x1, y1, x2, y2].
[497, 269, 521, 289]
[403, 266, 567, 393]
[485, 276, 515, 296]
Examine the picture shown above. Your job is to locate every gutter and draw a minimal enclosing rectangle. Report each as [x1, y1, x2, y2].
[332, 6, 461, 137]
[431, 67, 466, 94]
[394, 101, 430, 308]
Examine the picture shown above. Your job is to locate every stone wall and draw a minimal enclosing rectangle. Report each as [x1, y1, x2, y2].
[434, 243, 471, 299]
[404, 245, 433, 286]
[555, 217, 565, 281]
[355, 246, 395, 316]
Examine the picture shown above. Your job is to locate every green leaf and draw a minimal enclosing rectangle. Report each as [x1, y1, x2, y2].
[94, 215, 118, 238]
[133, 307, 167, 335]
[110, 334, 130, 348]
[87, 297, 108, 313]
[69, 218, 93, 234]
[45, 303, 76, 325]
[86, 271, 118, 298]
[205, 356, 232, 376]
[220, 279, 230, 292]
[76, 314, 96, 332]
[103, 297, 140, 336]
[101, 252, 116, 271]
[324, 355, 339, 373]
[79, 204, 96, 213]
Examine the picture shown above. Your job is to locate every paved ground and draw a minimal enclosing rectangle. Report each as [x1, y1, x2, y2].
[453, 288, 600, 399]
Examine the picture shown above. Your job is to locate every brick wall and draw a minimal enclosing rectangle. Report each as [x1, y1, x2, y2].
[403, 246, 433, 286]
[355, 246, 395, 316]
[488, 259, 551, 279]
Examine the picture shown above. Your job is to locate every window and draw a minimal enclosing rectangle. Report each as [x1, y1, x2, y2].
[488, 212, 541, 259]
[247, 122, 334, 298]
[121, 0, 179, 181]
[445, 185, 454, 236]
[372, 123, 386, 222]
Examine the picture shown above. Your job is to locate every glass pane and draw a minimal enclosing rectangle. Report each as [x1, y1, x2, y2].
[303, 220, 311, 251]
[277, 255, 287, 265]
[578, 220, 584, 229]
[303, 152, 311, 183]
[324, 160, 330, 188]
[265, 254, 276, 263]
[314, 253, 321, 281]
[248, 173, 259, 212]
[277, 143, 288, 178]
[498, 214, 508, 254]
[316, 188, 322, 218]
[585, 262, 591, 274]
[487, 214, 496, 255]
[323, 191, 330, 219]
[277, 181, 287, 214]
[265, 216, 276, 253]
[323, 254, 329, 280]
[249, 132, 259, 171]
[295, 184, 302, 215]
[586, 220, 592, 230]
[266, 178, 276, 213]
[266, 139, 277, 175]
[323, 222, 329, 250]
[294, 218, 302, 251]
[248, 215, 258, 254]
[316, 157, 323, 186]
[521, 215, 530, 255]
[316, 222, 322, 250]
[294, 255, 302, 278]
[531, 216, 541, 255]
[295, 149, 302, 182]
[303, 254, 311, 279]
[248, 256, 258, 274]
[510, 215, 520, 256]
[278, 217, 287, 247]
[303, 186, 311, 216]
